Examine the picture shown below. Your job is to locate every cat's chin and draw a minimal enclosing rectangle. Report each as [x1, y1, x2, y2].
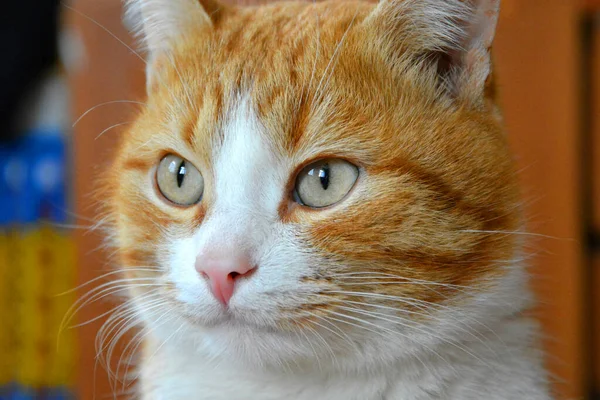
[171, 300, 281, 330]
[154, 316, 324, 368]
[187, 311, 283, 334]
[146, 299, 431, 371]
[151, 312, 408, 375]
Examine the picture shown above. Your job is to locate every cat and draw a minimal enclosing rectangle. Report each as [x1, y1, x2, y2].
[101, 0, 552, 398]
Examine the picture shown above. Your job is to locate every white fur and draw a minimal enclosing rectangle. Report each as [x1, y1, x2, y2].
[125, 0, 210, 54]
[132, 99, 551, 399]
[142, 313, 548, 400]
[124, 0, 211, 91]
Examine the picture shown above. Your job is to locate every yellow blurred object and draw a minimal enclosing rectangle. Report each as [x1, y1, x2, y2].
[4, 231, 23, 389]
[0, 231, 10, 387]
[47, 227, 77, 387]
[14, 228, 44, 388]
[11, 225, 78, 389]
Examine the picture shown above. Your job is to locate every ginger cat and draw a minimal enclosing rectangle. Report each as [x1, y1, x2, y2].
[102, 0, 552, 398]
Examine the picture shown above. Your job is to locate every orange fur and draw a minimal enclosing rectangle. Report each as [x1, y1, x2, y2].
[102, 0, 529, 391]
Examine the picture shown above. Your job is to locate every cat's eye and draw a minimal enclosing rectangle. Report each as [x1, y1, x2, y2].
[294, 159, 359, 208]
[156, 154, 204, 206]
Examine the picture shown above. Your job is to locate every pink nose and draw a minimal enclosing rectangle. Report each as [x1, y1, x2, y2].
[195, 251, 256, 305]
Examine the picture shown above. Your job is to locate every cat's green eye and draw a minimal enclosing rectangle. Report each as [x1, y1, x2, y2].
[156, 154, 204, 206]
[294, 159, 359, 208]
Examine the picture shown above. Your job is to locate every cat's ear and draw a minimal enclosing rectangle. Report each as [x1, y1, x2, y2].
[368, 0, 500, 106]
[124, 0, 221, 90]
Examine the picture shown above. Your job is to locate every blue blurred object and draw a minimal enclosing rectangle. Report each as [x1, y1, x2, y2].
[8, 385, 35, 400]
[0, 146, 12, 227]
[0, 131, 67, 225]
[24, 130, 68, 224]
[0, 384, 10, 400]
[0, 141, 29, 225]
[44, 388, 72, 400]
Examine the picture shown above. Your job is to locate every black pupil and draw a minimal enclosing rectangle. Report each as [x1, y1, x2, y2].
[318, 164, 330, 190]
[177, 160, 186, 188]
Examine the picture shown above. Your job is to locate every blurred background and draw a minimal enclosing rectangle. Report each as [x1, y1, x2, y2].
[0, 0, 599, 399]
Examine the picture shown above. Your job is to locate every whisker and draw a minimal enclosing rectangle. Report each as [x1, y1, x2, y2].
[96, 297, 166, 359]
[329, 297, 496, 344]
[57, 267, 160, 296]
[60, 278, 163, 335]
[131, 137, 156, 152]
[132, 316, 186, 383]
[296, 324, 323, 371]
[336, 280, 461, 299]
[457, 229, 568, 241]
[166, 52, 196, 113]
[335, 304, 500, 359]
[69, 291, 161, 330]
[304, 323, 338, 369]
[312, 9, 359, 108]
[301, 5, 320, 107]
[48, 222, 99, 231]
[117, 310, 178, 391]
[97, 299, 169, 387]
[317, 309, 439, 374]
[95, 121, 135, 140]
[73, 100, 146, 127]
[61, 4, 147, 65]
[331, 271, 477, 290]
[61, 3, 181, 120]
[300, 310, 357, 351]
[63, 278, 160, 322]
[318, 289, 506, 343]
[330, 305, 494, 370]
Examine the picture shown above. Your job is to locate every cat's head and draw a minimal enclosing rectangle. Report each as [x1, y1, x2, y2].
[107, 0, 524, 368]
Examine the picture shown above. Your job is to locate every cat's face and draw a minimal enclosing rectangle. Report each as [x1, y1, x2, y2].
[107, 0, 522, 367]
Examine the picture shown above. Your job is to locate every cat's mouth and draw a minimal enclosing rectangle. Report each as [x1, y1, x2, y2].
[177, 301, 283, 332]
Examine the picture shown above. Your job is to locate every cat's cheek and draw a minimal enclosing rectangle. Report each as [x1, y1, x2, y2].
[232, 234, 318, 307]
[165, 234, 210, 305]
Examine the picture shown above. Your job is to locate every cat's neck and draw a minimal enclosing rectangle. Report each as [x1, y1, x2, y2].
[138, 314, 549, 400]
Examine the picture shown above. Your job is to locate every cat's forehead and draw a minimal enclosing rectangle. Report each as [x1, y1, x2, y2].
[212, 95, 283, 213]
[147, 2, 409, 164]
[125, 0, 506, 207]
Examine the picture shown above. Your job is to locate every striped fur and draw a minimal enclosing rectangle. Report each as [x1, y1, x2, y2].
[102, 0, 551, 398]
